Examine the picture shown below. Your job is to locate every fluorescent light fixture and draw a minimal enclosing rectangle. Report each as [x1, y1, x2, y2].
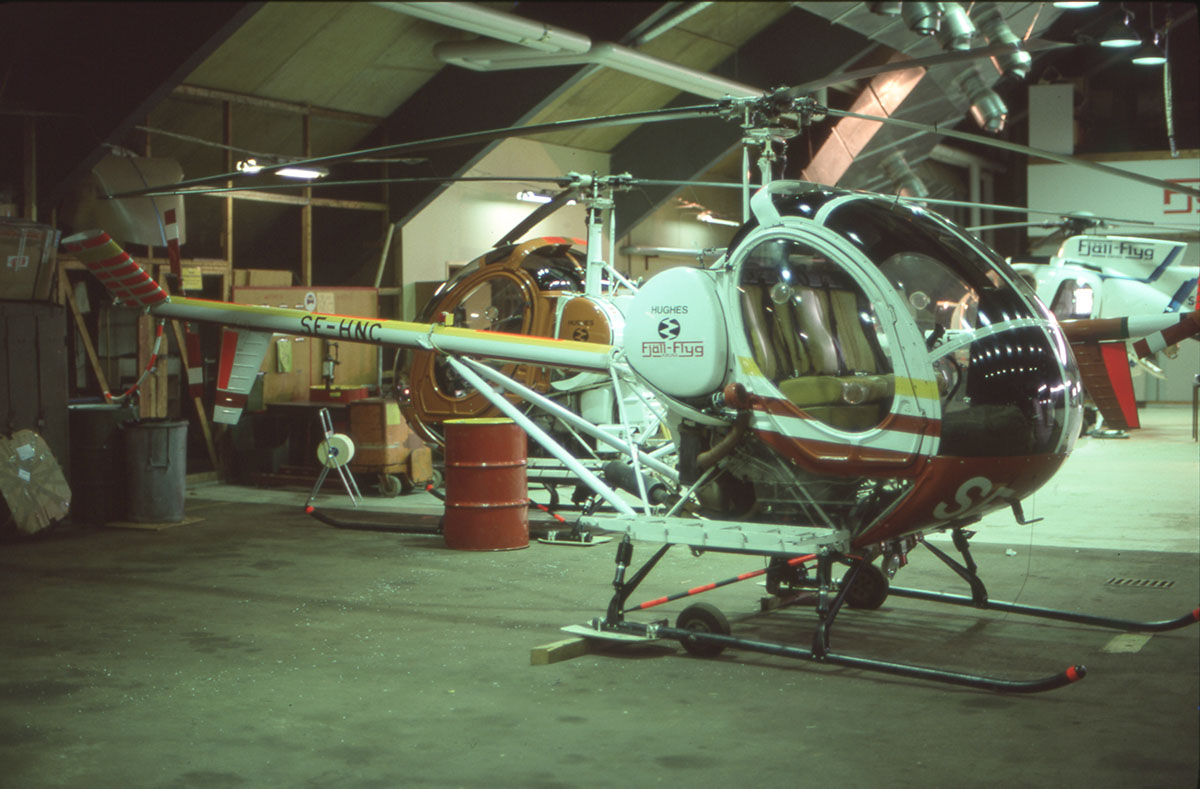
[516, 190, 553, 204]
[236, 158, 328, 179]
[516, 190, 575, 205]
[1053, 1, 1099, 8]
[277, 166, 329, 180]
[696, 210, 739, 227]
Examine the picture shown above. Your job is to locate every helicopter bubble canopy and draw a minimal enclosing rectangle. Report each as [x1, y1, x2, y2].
[725, 182, 1082, 479]
[625, 267, 728, 398]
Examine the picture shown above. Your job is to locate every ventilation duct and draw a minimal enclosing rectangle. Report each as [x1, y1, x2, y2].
[881, 151, 929, 198]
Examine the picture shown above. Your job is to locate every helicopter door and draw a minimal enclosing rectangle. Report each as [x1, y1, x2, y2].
[732, 231, 938, 475]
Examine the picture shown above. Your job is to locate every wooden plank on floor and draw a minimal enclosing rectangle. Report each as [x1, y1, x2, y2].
[530, 637, 594, 666]
[103, 515, 205, 531]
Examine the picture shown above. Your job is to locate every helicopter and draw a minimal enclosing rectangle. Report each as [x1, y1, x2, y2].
[63, 113, 1200, 692]
[392, 174, 666, 454]
[1004, 221, 1198, 432]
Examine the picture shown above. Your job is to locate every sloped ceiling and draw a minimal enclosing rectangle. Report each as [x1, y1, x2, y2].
[3, 2, 1196, 280]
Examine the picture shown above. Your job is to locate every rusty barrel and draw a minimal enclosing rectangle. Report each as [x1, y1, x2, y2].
[442, 418, 528, 551]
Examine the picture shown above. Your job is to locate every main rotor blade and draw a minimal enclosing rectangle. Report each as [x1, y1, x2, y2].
[788, 39, 1074, 96]
[116, 174, 747, 201]
[966, 220, 1056, 232]
[888, 193, 1200, 231]
[104, 105, 722, 200]
[630, 178, 744, 190]
[119, 175, 573, 199]
[495, 186, 582, 247]
[828, 108, 1200, 199]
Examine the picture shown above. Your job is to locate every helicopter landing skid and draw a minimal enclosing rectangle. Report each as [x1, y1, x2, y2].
[892, 530, 1200, 633]
[586, 534, 1086, 694]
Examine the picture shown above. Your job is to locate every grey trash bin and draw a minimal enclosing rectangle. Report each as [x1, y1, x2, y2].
[122, 419, 188, 523]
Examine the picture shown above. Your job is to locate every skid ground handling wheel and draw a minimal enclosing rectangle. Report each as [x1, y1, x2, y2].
[676, 603, 731, 657]
[842, 560, 889, 610]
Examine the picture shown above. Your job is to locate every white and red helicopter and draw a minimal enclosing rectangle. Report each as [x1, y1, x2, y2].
[66, 91, 1200, 694]
[1010, 229, 1198, 432]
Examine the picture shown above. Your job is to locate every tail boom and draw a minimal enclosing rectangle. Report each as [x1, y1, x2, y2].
[66, 230, 612, 373]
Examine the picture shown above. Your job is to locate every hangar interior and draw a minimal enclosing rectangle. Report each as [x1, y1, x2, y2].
[1, 3, 1197, 786]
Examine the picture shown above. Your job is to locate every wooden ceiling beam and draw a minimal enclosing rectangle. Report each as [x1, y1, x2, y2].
[172, 84, 383, 126]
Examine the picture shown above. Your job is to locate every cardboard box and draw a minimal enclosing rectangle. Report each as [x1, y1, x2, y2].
[232, 269, 293, 288]
[232, 286, 379, 403]
[0, 219, 60, 301]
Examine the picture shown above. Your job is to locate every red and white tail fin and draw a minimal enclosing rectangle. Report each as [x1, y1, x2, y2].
[61, 230, 169, 308]
[213, 328, 273, 425]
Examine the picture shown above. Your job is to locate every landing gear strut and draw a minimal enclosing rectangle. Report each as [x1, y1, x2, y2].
[589, 537, 1089, 693]
[889, 528, 1200, 633]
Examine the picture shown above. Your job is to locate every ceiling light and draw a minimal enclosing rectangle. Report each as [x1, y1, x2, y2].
[1131, 36, 1167, 65]
[516, 190, 552, 204]
[976, 6, 1032, 80]
[276, 166, 329, 179]
[902, 2, 941, 36]
[1098, 14, 1141, 48]
[1053, 1, 1100, 8]
[936, 3, 976, 52]
[696, 211, 739, 227]
[516, 190, 575, 205]
[236, 158, 328, 179]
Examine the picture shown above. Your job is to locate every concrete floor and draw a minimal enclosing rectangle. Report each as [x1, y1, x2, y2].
[2, 406, 1197, 788]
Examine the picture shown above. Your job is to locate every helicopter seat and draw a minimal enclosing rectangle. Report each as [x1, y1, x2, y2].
[778, 374, 894, 431]
[743, 284, 894, 430]
[777, 287, 893, 431]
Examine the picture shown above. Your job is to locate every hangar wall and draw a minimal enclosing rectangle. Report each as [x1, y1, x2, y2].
[399, 138, 609, 319]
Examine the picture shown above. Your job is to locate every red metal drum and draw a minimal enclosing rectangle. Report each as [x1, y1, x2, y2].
[442, 418, 529, 551]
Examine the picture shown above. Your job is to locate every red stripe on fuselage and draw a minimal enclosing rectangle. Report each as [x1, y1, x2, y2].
[750, 396, 940, 438]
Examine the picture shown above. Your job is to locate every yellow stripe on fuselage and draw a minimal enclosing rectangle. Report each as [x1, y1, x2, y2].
[167, 296, 612, 357]
[432, 325, 611, 356]
[737, 355, 938, 401]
